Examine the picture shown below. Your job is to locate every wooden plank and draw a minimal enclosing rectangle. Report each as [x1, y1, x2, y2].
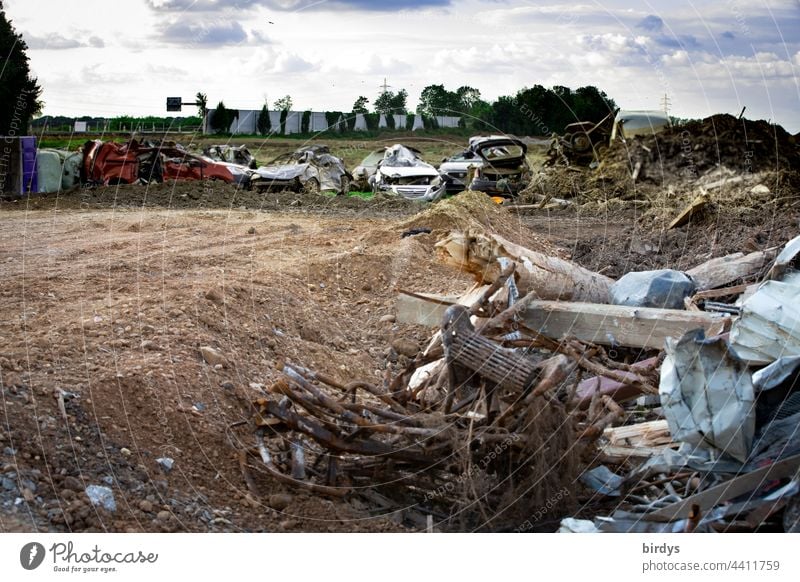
[395, 285, 488, 327]
[645, 453, 800, 523]
[687, 249, 777, 291]
[397, 293, 727, 349]
[604, 419, 671, 447]
[521, 300, 728, 350]
[598, 444, 677, 463]
[668, 191, 709, 229]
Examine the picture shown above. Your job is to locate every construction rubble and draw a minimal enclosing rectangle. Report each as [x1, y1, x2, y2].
[236, 204, 800, 532]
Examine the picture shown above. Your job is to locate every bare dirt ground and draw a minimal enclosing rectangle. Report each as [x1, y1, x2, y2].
[4, 186, 566, 531]
[2, 116, 798, 531]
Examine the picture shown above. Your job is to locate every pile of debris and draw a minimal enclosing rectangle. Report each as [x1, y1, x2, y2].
[233, 210, 800, 531]
[519, 114, 799, 219]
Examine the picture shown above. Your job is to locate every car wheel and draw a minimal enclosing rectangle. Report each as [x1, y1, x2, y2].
[339, 176, 350, 196]
[303, 178, 320, 195]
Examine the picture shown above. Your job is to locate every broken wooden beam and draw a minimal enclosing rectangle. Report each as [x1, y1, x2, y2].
[397, 293, 729, 350]
[687, 248, 778, 290]
[435, 232, 613, 303]
[521, 300, 728, 350]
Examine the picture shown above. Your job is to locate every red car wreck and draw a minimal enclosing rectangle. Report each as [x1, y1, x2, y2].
[81, 140, 251, 187]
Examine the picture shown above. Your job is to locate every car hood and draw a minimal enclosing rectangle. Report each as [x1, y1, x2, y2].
[377, 164, 439, 178]
[253, 163, 308, 180]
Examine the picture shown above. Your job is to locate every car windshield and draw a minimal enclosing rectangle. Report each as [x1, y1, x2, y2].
[480, 144, 524, 161]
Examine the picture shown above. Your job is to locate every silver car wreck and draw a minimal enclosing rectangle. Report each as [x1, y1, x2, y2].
[439, 136, 530, 197]
[250, 145, 351, 194]
[370, 144, 445, 202]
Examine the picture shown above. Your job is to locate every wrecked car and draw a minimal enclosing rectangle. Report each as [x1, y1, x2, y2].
[202, 145, 257, 169]
[82, 140, 250, 187]
[370, 144, 445, 202]
[250, 145, 351, 195]
[545, 112, 615, 166]
[351, 149, 386, 191]
[467, 136, 531, 197]
[452, 136, 531, 197]
[437, 148, 482, 194]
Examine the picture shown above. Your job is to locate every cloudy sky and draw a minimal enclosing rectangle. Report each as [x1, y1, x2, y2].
[5, 0, 800, 131]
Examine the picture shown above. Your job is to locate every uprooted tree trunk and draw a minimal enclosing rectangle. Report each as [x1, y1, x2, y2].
[436, 231, 614, 303]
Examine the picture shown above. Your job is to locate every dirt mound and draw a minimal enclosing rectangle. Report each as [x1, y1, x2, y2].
[602, 113, 800, 186]
[402, 190, 553, 252]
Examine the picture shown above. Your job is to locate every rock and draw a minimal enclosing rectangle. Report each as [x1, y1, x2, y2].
[1, 476, 17, 492]
[85, 485, 116, 512]
[204, 288, 223, 304]
[140, 340, 159, 351]
[120, 447, 132, 456]
[199, 346, 226, 367]
[391, 338, 419, 358]
[750, 184, 770, 195]
[60, 489, 76, 501]
[610, 269, 695, 310]
[268, 493, 293, 511]
[63, 476, 82, 491]
[247, 226, 256, 235]
[156, 457, 174, 473]
[379, 314, 396, 323]
[22, 488, 35, 502]
[138, 500, 153, 513]
[156, 510, 171, 521]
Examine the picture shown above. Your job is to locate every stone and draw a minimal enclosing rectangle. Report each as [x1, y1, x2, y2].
[750, 184, 770, 195]
[199, 346, 226, 367]
[138, 500, 153, 513]
[85, 485, 116, 512]
[156, 510, 171, 521]
[204, 288, 223, 304]
[156, 457, 174, 473]
[1, 476, 17, 492]
[379, 314, 396, 323]
[60, 489, 76, 501]
[268, 493, 293, 511]
[120, 447, 132, 456]
[391, 338, 419, 358]
[63, 476, 82, 491]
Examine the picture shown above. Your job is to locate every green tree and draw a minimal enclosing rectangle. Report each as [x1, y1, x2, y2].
[351, 96, 369, 114]
[417, 84, 454, 116]
[195, 92, 207, 117]
[257, 104, 271, 135]
[273, 95, 293, 111]
[210, 101, 237, 134]
[374, 89, 407, 115]
[0, 1, 43, 135]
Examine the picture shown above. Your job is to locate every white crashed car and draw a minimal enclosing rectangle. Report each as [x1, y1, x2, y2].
[370, 144, 445, 202]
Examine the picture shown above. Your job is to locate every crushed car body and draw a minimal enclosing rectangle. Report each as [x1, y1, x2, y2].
[81, 140, 250, 187]
[250, 145, 351, 194]
[370, 144, 445, 202]
[439, 136, 531, 196]
[202, 144, 257, 169]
